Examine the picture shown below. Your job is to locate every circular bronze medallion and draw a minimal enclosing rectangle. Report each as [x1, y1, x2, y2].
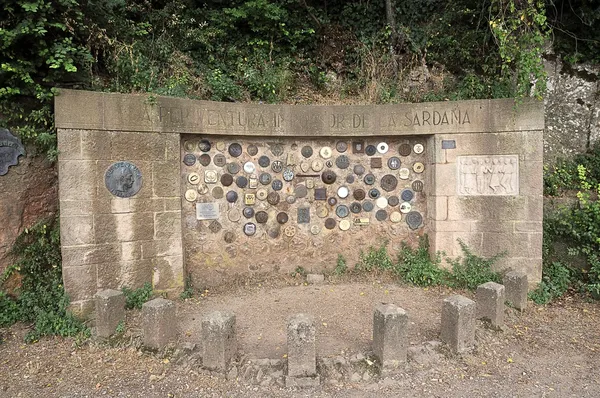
[301, 145, 313, 158]
[271, 160, 284, 173]
[353, 189, 366, 201]
[247, 144, 259, 156]
[406, 211, 423, 230]
[267, 191, 280, 205]
[335, 155, 350, 169]
[311, 159, 324, 172]
[324, 218, 337, 230]
[227, 210, 240, 222]
[362, 201, 374, 212]
[295, 184, 308, 198]
[322, 170, 337, 184]
[326, 160, 333, 168]
[243, 207, 255, 218]
[276, 212, 289, 224]
[198, 139, 211, 152]
[184, 189, 197, 202]
[272, 179, 283, 191]
[212, 186, 224, 199]
[336, 141, 348, 153]
[284, 225, 296, 237]
[258, 155, 271, 168]
[401, 189, 414, 202]
[369, 188, 381, 199]
[380, 174, 398, 192]
[228, 143, 243, 157]
[209, 220, 222, 233]
[183, 154, 196, 166]
[375, 209, 388, 221]
[336, 205, 349, 218]
[188, 172, 200, 185]
[270, 144, 284, 156]
[346, 175, 355, 184]
[286, 195, 296, 204]
[365, 145, 377, 156]
[328, 197, 337, 206]
[412, 180, 424, 192]
[316, 205, 329, 218]
[388, 195, 400, 207]
[184, 140, 196, 152]
[236, 176, 248, 188]
[399, 143, 412, 156]
[364, 173, 376, 185]
[226, 191, 238, 203]
[390, 211, 402, 223]
[243, 223, 256, 236]
[227, 162, 240, 174]
[256, 188, 268, 200]
[255, 211, 268, 224]
[199, 154, 211, 166]
[388, 157, 401, 170]
[216, 141, 226, 152]
[337, 186, 349, 199]
[311, 225, 321, 235]
[350, 202, 362, 213]
[300, 162, 310, 172]
[400, 202, 412, 213]
[224, 231, 235, 243]
[354, 165, 365, 175]
[268, 227, 280, 238]
[283, 168, 294, 181]
[221, 174, 234, 186]
[258, 173, 272, 185]
[413, 162, 425, 173]
[214, 154, 227, 167]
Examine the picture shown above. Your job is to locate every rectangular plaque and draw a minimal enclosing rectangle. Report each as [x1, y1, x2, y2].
[298, 208, 310, 224]
[314, 188, 327, 200]
[457, 155, 519, 196]
[371, 157, 382, 168]
[196, 203, 220, 220]
[442, 140, 456, 149]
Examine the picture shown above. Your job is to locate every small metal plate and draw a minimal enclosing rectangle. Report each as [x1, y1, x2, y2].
[315, 188, 327, 200]
[213, 154, 227, 167]
[255, 211, 269, 223]
[413, 143, 424, 154]
[256, 189, 268, 200]
[188, 173, 200, 185]
[258, 155, 271, 168]
[212, 186, 224, 199]
[244, 223, 257, 236]
[208, 220, 222, 233]
[399, 168, 410, 180]
[364, 174, 376, 185]
[277, 212, 289, 224]
[228, 209, 242, 221]
[399, 143, 412, 156]
[336, 141, 348, 153]
[185, 189, 197, 202]
[399, 202, 412, 213]
[335, 155, 350, 169]
[282, 168, 294, 181]
[294, 184, 308, 198]
[204, 170, 218, 184]
[324, 218, 336, 230]
[197, 184, 209, 195]
[388, 157, 401, 170]
[227, 162, 240, 175]
[271, 179, 283, 191]
[336, 205, 349, 218]
[362, 201, 374, 212]
[286, 153, 296, 166]
[226, 191, 238, 203]
[267, 191, 280, 205]
[284, 225, 296, 237]
[249, 174, 258, 189]
[390, 211, 402, 223]
[271, 160, 284, 173]
[365, 145, 377, 156]
[350, 202, 362, 213]
[224, 231, 235, 243]
[268, 227, 280, 239]
[406, 211, 423, 230]
[377, 142, 389, 154]
[270, 143, 284, 156]
[354, 218, 369, 226]
[325, 160, 333, 168]
[243, 162, 256, 174]
[375, 209, 388, 221]
[306, 179, 315, 189]
[228, 143, 243, 157]
[353, 164, 365, 175]
[199, 154, 211, 166]
[368, 188, 380, 199]
[413, 162, 425, 173]
[183, 140, 196, 152]
[380, 174, 398, 192]
[442, 140, 456, 149]
[339, 219, 351, 231]
[353, 189, 366, 201]
[259, 173, 272, 185]
[376, 197, 388, 209]
[401, 189, 414, 202]
[322, 170, 337, 184]
[310, 225, 321, 235]
[412, 180, 424, 192]
[183, 154, 196, 166]
[301, 145, 313, 158]
[243, 207, 255, 218]
[216, 141, 226, 152]
[370, 157, 383, 168]
[388, 195, 399, 207]
[346, 175, 355, 184]
[337, 186, 349, 199]
[311, 159, 324, 172]
[236, 176, 248, 188]
[298, 207, 311, 224]
[221, 174, 233, 186]
[198, 139, 211, 152]
[244, 193, 256, 205]
[300, 162, 310, 172]
[352, 141, 365, 154]
[319, 147, 333, 159]
[247, 144, 259, 156]
[316, 205, 329, 218]
[286, 195, 296, 204]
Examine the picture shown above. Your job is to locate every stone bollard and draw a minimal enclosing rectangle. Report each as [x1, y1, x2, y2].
[286, 314, 320, 387]
[201, 311, 236, 372]
[306, 274, 325, 285]
[142, 298, 176, 350]
[503, 271, 528, 311]
[373, 303, 408, 369]
[476, 282, 505, 329]
[440, 295, 475, 353]
[94, 289, 125, 339]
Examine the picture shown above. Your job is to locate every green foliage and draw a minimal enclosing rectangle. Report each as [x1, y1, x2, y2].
[115, 320, 125, 335]
[291, 266, 307, 277]
[395, 236, 446, 287]
[544, 144, 600, 196]
[122, 283, 153, 310]
[529, 261, 572, 304]
[355, 241, 394, 272]
[334, 254, 348, 275]
[179, 275, 195, 300]
[0, 217, 89, 342]
[445, 240, 504, 290]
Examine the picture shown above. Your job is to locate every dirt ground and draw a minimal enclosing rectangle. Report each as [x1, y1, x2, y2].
[1, 275, 600, 397]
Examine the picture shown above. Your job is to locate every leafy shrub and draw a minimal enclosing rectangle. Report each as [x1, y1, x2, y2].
[395, 236, 446, 287]
[122, 283, 153, 310]
[445, 240, 504, 291]
[355, 242, 394, 272]
[529, 261, 573, 304]
[334, 254, 347, 275]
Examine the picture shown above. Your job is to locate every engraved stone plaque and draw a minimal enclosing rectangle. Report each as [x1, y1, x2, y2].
[0, 128, 25, 176]
[196, 203, 220, 220]
[457, 155, 519, 196]
[105, 161, 142, 198]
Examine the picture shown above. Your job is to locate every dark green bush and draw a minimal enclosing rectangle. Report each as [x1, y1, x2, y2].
[395, 236, 446, 287]
[445, 240, 504, 291]
[122, 283, 153, 310]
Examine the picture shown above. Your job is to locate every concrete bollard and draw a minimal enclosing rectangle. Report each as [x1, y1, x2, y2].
[142, 298, 176, 350]
[373, 303, 408, 368]
[503, 271, 528, 311]
[440, 295, 476, 353]
[286, 313, 320, 387]
[201, 311, 236, 371]
[94, 289, 125, 339]
[476, 282, 505, 329]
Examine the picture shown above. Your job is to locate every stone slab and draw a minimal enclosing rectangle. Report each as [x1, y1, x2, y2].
[504, 271, 528, 311]
[201, 311, 237, 372]
[440, 295, 475, 353]
[94, 289, 125, 339]
[142, 298, 176, 350]
[287, 314, 316, 378]
[373, 303, 408, 367]
[476, 282, 505, 329]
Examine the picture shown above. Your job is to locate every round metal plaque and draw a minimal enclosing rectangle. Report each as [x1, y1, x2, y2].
[243, 207, 255, 219]
[184, 189, 197, 202]
[183, 154, 196, 166]
[399, 168, 410, 180]
[228, 209, 241, 222]
[399, 143, 412, 156]
[388, 157, 401, 170]
[326, 160, 333, 168]
[337, 186, 349, 199]
[354, 165, 365, 175]
[212, 186, 224, 199]
[256, 189, 268, 200]
[268, 227, 281, 239]
[339, 219, 351, 231]
[197, 184, 209, 195]
[199, 154, 211, 166]
[183, 140, 196, 152]
[247, 144, 259, 156]
[413, 143, 424, 154]
[310, 225, 321, 235]
[258, 155, 271, 168]
[336, 141, 348, 153]
[276, 212, 289, 224]
[380, 174, 398, 192]
[224, 231, 236, 243]
[244, 223, 257, 236]
[284, 225, 296, 237]
[320, 146, 333, 159]
[336, 205, 349, 218]
[316, 205, 329, 218]
[258, 173, 272, 185]
[335, 155, 350, 169]
[282, 168, 294, 181]
[300, 162, 310, 172]
[346, 175, 355, 184]
[255, 211, 268, 224]
[226, 191, 239, 203]
[365, 145, 377, 156]
[271, 160, 284, 173]
[227, 162, 240, 175]
[267, 191, 280, 205]
[362, 201, 374, 212]
[270, 144, 284, 156]
[327, 197, 337, 206]
[325, 218, 337, 230]
[390, 211, 402, 223]
[368, 188, 381, 199]
[322, 170, 337, 184]
[216, 141, 226, 152]
[221, 174, 234, 186]
[376, 197, 388, 209]
[353, 189, 366, 201]
[401, 189, 414, 202]
[364, 173, 376, 185]
[295, 184, 308, 198]
[204, 170, 218, 184]
[375, 209, 388, 221]
[198, 139, 211, 152]
[286, 195, 296, 204]
[312, 159, 324, 172]
[406, 211, 423, 230]
[388, 195, 400, 207]
[412, 180, 424, 192]
[301, 145, 313, 158]
[377, 142, 389, 154]
[399, 202, 412, 213]
[413, 162, 425, 173]
[243, 162, 256, 174]
[271, 179, 283, 191]
[350, 202, 362, 214]
[105, 162, 143, 198]
[188, 172, 200, 185]
[228, 143, 243, 157]
[236, 176, 248, 188]
[213, 154, 227, 167]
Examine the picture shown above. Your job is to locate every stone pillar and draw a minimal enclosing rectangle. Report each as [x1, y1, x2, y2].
[476, 282, 505, 329]
[286, 314, 319, 387]
[201, 311, 236, 371]
[142, 298, 176, 350]
[504, 271, 528, 311]
[373, 303, 408, 368]
[94, 289, 126, 339]
[440, 295, 475, 353]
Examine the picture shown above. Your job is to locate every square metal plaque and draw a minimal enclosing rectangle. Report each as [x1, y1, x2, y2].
[196, 203, 220, 220]
[314, 188, 327, 200]
[298, 207, 310, 224]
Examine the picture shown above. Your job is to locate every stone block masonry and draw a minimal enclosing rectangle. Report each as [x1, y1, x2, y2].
[373, 303, 408, 368]
[94, 289, 125, 339]
[286, 313, 320, 387]
[476, 282, 505, 329]
[504, 271, 529, 311]
[142, 298, 176, 350]
[201, 311, 236, 371]
[440, 295, 476, 353]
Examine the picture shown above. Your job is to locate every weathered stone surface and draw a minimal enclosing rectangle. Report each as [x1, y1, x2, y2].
[142, 298, 176, 350]
[287, 314, 316, 378]
[373, 303, 408, 367]
[440, 295, 475, 353]
[306, 274, 325, 284]
[504, 271, 528, 311]
[94, 289, 125, 339]
[285, 375, 320, 388]
[476, 282, 505, 329]
[201, 311, 236, 371]
[63, 265, 97, 302]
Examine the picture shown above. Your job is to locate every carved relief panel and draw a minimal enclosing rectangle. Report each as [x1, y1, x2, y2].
[457, 155, 519, 196]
